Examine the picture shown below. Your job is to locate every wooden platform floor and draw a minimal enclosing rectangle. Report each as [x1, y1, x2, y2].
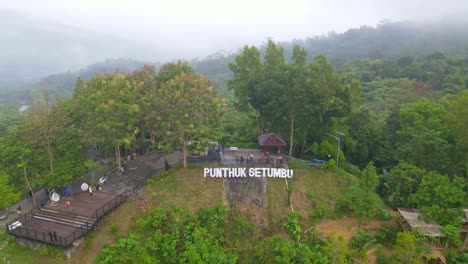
[18, 191, 116, 244]
[43, 191, 116, 218]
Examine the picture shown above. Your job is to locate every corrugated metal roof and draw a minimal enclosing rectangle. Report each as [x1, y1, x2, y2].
[398, 208, 442, 237]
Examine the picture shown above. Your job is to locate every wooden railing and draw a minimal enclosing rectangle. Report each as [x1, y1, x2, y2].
[5, 161, 180, 247]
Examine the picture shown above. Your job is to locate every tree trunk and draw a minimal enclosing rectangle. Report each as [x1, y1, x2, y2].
[45, 133, 54, 175]
[289, 112, 295, 157]
[182, 142, 188, 168]
[150, 129, 155, 150]
[23, 165, 36, 206]
[115, 144, 121, 169]
[301, 131, 307, 155]
[256, 111, 263, 136]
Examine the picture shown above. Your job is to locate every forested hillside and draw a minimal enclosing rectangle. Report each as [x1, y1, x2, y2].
[1, 18, 467, 262]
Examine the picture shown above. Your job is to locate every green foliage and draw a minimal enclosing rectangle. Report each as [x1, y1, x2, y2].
[229, 42, 352, 157]
[350, 229, 375, 251]
[379, 161, 426, 208]
[375, 227, 397, 246]
[441, 224, 462, 248]
[287, 160, 308, 170]
[283, 212, 301, 243]
[359, 161, 379, 191]
[337, 182, 386, 223]
[0, 171, 21, 209]
[397, 99, 452, 173]
[375, 244, 394, 264]
[393, 232, 420, 264]
[97, 204, 336, 263]
[446, 249, 468, 264]
[342, 162, 361, 176]
[411, 171, 466, 225]
[0, 104, 24, 138]
[110, 225, 119, 236]
[37, 246, 66, 260]
[337, 161, 387, 222]
[154, 63, 226, 167]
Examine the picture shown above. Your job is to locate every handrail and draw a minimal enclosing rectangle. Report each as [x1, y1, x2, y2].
[6, 161, 178, 247]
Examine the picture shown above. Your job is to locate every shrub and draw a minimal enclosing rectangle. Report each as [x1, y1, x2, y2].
[110, 225, 119, 235]
[288, 160, 309, 170]
[310, 204, 331, 221]
[37, 246, 66, 260]
[375, 226, 397, 246]
[343, 162, 361, 176]
[350, 229, 375, 250]
[376, 244, 393, 264]
[147, 179, 155, 185]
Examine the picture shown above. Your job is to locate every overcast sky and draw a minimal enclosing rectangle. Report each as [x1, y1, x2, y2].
[3, 0, 468, 60]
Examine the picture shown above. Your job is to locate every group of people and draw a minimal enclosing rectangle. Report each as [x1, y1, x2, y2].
[48, 228, 58, 242]
[239, 154, 255, 164]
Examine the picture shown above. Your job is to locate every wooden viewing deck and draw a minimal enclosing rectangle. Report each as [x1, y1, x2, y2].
[7, 189, 138, 247]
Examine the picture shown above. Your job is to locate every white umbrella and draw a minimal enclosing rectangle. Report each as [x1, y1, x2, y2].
[81, 183, 89, 191]
[50, 192, 60, 202]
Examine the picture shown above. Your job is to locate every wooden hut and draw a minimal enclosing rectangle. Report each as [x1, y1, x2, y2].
[258, 132, 287, 154]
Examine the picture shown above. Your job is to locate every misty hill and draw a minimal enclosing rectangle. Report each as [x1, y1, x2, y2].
[0, 59, 155, 105]
[0, 11, 160, 83]
[3, 19, 468, 104]
[192, 20, 468, 90]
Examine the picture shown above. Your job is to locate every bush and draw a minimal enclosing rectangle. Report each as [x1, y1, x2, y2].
[350, 229, 375, 250]
[343, 162, 361, 176]
[375, 227, 397, 246]
[380, 210, 391, 221]
[310, 204, 331, 221]
[446, 249, 468, 264]
[37, 246, 66, 260]
[110, 225, 119, 235]
[376, 244, 393, 264]
[322, 159, 336, 170]
[288, 160, 309, 170]
[147, 179, 155, 185]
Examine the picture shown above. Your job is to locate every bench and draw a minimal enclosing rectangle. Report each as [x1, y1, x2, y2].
[229, 147, 238, 151]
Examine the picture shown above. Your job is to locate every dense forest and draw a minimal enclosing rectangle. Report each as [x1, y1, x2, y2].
[0, 19, 467, 262]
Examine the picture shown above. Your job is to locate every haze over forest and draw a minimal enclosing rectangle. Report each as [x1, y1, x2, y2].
[2, 0, 468, 84]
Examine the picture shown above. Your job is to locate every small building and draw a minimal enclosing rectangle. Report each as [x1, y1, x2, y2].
[258, 132, 287, 154]
[398, 208, 468, 249]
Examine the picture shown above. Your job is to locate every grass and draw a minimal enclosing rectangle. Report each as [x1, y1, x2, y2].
[267, 168, 353, 226]
[144, 167, 224, 212]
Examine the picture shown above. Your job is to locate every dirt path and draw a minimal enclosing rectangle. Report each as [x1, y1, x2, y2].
[315, 217, 360, 242]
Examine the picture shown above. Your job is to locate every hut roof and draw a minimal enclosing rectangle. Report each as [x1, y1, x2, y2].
[398, 208, 442, 237]
[258, 133, 287, 147]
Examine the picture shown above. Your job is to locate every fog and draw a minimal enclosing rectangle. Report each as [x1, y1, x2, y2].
[2, 0, 468, 80]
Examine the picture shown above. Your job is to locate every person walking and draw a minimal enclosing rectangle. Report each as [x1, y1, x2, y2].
[66, 200, 71, 212]
[52, 229, 58, 242]
[89, 186, 93, 196]
[48, 228, 54, 241]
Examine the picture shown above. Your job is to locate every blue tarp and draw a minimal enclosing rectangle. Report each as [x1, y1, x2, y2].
[64, 186, 72, 196]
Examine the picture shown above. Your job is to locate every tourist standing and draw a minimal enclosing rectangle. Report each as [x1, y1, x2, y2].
[52, 229, 58, 242]
[48, 228, 54, 241]
[89, 186, 93, 196]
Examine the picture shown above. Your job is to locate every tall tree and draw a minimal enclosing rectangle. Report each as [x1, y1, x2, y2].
[154, 63, 225, 167]
[396, 99, 451, 172]
[227, 45, 267, 135]
[72, 73, 140, 169]
[411, 172, 466, 225]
